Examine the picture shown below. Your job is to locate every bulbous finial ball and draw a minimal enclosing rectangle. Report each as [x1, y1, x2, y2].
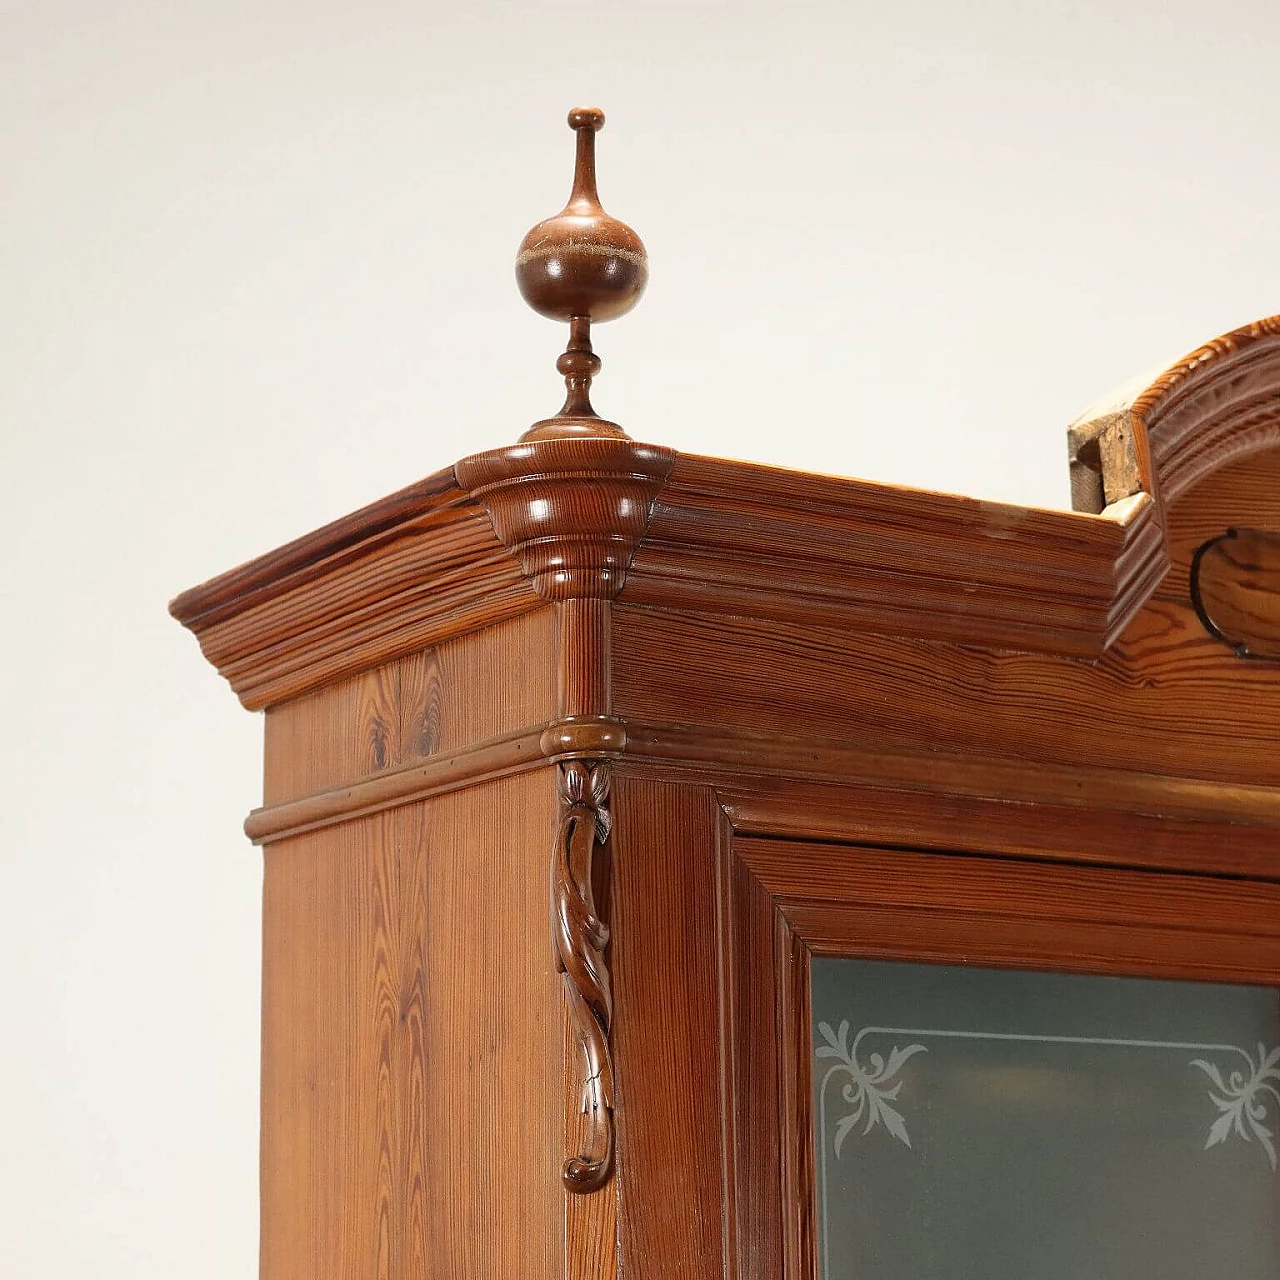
[515, 108, 648, 324]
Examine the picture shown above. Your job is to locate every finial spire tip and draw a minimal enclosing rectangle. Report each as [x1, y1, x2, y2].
[515, 107, 647, 441]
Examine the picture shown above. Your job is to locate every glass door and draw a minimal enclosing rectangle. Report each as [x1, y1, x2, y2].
[811, 958, 1280, 1279]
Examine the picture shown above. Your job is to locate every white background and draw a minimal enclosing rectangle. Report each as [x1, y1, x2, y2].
[2, 1, 1278, 1274]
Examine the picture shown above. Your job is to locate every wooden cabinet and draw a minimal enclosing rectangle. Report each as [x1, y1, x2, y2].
[171, 112, 1280, 1279]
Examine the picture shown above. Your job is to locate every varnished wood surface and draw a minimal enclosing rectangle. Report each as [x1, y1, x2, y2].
[170, 465, 462, 628]
[621, 721, 1280, 825]
[170, 313, 1280, 1280]
[626, 454, 1157, 658]
[612, 595, 1280, 789]
[715, 775, 1280, 880]
[454, 436, 673, 602]
[263, 610, 557, 805]
[172, 479, 537, 710]
[246, 717, 1280, 876]
[257, 610, 574, 1279]
[718, 832, 1280, 1277]
[173, 315, 1280, 714]
[515, 108, 648, 440]
[609, 777, 725, 1277]
[261, 774, 564, 1280]
[247, 727, 547, 844]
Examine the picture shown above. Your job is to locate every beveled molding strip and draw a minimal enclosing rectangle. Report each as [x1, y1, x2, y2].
[244, 718, 626, 845]
[244, 716, 1280, 846]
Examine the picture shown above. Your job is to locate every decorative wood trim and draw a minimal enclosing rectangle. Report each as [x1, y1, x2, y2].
[243, 726, 550, 844]
[552, 760, 615, 1193]
[717, 822, 1280, 1278]
[1070, 318, 1280, 515]
[621, 721, 1280, 828]
[244, 716, 1280, 862]
[171, 315, 1280, 709]
[454, 436, 675, 602]
[625, 452, 1145, 659]
[738, 837, 1280, 974]
[1069, 315, 1280, 621]
[712, 776, 1280, 881]
[168, 469, 541, 710]
[169, 466, 463, 629]
[456, 434, 674, 1196]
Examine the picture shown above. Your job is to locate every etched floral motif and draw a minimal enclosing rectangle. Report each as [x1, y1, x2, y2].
[1191, 1044, 1280, 1170]
[816, 1019, 927, 1154]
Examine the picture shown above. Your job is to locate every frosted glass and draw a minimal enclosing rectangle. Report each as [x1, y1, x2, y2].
[812, 959, 1280, 1279]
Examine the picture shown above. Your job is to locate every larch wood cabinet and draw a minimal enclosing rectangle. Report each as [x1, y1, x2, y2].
[170, 102, 1280, 1280]
[171, 314, 1280, 1279]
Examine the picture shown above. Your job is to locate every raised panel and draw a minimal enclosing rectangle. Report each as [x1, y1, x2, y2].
[721, 832, 1280, 1280]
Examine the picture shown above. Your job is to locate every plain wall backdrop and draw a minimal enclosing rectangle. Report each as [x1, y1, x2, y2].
[2, 1, 1278, 1273]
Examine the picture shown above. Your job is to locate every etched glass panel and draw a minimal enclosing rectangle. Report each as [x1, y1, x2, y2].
[812, 959, 1280, 1279]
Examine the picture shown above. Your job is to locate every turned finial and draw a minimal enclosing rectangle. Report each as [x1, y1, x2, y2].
[516, 108, 648, 440]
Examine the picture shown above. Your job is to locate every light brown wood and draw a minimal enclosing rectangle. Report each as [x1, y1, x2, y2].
[609, 777, 725, 1276]
[1069, 315, 1280, 513]
[719, 833, 1280, 1276]
[261, 774, 564, 1279]
[612, 589, 1280, 788]
[263, 609, 557, 805]
[1159, 445, 1280, 600]
[170, 309, 1280, 1279]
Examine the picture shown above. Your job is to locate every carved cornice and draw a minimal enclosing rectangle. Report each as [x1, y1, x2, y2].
[172, 318, 1280, 711]
[168, 467, 540, 710]
[626, 453, 1151, 658]
[1068, 315, 1280, 528]
[454, 436, 675, 601]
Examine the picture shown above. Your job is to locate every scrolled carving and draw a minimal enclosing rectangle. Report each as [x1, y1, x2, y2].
[552, 759, 616, 1193]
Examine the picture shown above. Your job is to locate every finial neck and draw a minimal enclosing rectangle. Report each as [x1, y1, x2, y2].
[521, 316, 628, 441]
[568, 125, 601, 211]
[558, 316, 599, 417]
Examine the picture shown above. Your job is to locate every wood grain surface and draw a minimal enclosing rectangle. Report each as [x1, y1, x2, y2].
[719, 833, 1280, 1277]
[1069, 315, 1280, 513]
[1159, 445, 1280, 600]
[263, 610, 556, 805]
[612, 591, 1280, 788]
[609, 777, 725, 1277]
[169, 314, 1280, 1280]
[261, 775, 564, 1280]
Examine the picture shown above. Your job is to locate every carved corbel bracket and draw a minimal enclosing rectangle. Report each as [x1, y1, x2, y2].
[551, 758, 615, 1191]
[456, 436, 671, 1194]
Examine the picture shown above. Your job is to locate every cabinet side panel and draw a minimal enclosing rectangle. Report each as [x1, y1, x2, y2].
[263, 608, 558, 805]
[260, 771, 563, 1280]
[610, 775, 725, 1278]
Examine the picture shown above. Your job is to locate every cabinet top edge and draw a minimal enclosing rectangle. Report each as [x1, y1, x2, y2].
[168, 314, 1280, 708]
